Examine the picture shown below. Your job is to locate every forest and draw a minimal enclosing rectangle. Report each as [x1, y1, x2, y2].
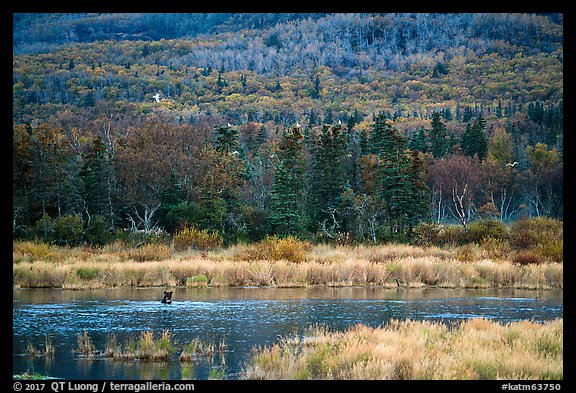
[12, 13, 563, 247]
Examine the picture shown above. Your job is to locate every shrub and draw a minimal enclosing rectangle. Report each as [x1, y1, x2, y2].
[534, 240, 563, 263]
[412, 222, 442, 246]
[53, 215, 84, 246]
[510, 217, 563, 262]
[465, 219, 510, 244]
[438, 225, 466, 246]
[13, 241, 58, 261]
[31, 214, 55, 243]
[456, 243, 482, 262]
[127, 243, 172, 261]
[246, 236, 312, 263]
[513, 251, 544, 266]
[510, 217, 563, 250]
[480, 237, 512, 260]
[173, 226, 223, 252]
[85, 215, 111, 246]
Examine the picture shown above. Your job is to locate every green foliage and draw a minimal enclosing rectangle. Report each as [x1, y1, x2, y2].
[85, 215, 111, 246]
[461, 113, 488, 160]
[186, 274, 210, 287]
[464, 219, 510, 244]
[428, 112, 449, 158]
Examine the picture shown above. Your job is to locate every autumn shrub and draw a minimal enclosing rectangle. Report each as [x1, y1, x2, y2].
[480, 237, 513, 260]
[510, 217, 563, 250]
[438, 225, 466, 246]
[534, 240, 563, 263]
[127, 243, 172, 261]
[173, 226, 223, 252]
[13, 241, 60, 262]
[456, 243, 482, 262]
[244, 236, 312, 263]
[411, 222, 442, 246]
[513, 251, 544, 266]
[510, 217, 563, 262]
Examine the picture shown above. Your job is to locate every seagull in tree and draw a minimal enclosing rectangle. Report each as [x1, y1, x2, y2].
[227, 122, 232, 127]
[153, 93, 161, 102]
[506, 162, 518, 167]
[296, 121, 301, 128]
[338, 120, 342, 125]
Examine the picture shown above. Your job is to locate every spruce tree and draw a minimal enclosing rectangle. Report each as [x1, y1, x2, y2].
[269, 162, 302, 236]
[269, 126, 306, 236]
[461, 113, 488, 160]
[375, 117, 412, 238]
[309, 124, 349, 230]
[428, 112, 449, 158]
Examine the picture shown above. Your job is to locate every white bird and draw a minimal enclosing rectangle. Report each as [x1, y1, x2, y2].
[506, 162, 518, 167]
[153, 93, 160, 102]
[338, 120, 342, 125]
[295, 121, 300, 128]
[227, 123, 232, 127]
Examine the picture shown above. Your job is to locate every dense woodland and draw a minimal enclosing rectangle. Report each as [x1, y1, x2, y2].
[12, 13, 563, 246]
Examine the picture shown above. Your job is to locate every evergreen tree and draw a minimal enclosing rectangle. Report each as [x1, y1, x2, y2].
[428, 112, 449, 158]
[309, 124, 349, 230]
[269, 162, 302, 236]
[406, 150, 430, 231]
[463, 106, 473, 123]
[409, 127, 429, 153]
[80, 136, 111, 225]
[374, 116, 412, 238]
[496, 99, 503, 118]
[324, 107, 334, 124]
[460, 113, 488, 160]
[269, 126, 307, 236]
[353, 108, 362, 124]
[308, 109, 318, 126]
[369, 113, 390, 155]
[215, 124, 239, 154]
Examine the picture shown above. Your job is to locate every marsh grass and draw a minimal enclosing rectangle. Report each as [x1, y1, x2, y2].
[242, 318, 563, 380]
[43, 335, 55, 357]
[180, 337, 227, 362]
[76, 330, 96, 357]
[114, 330, 174, 361]
[13, 241, 562, 289]
[25, 340, 41, 357]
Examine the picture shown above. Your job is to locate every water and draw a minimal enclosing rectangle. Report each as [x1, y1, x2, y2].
[13, 287, 563, 380]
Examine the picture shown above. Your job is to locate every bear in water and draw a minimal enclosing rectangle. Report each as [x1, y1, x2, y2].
[161, 290, 173, 304]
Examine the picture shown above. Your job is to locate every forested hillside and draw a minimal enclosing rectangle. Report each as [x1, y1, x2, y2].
[12, 13, 563, 245]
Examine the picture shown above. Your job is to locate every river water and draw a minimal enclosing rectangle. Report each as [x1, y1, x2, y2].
[13, 287, 563, 380]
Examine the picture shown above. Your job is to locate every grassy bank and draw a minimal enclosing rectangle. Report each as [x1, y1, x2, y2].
[13, 241, 562, 289]
[242, 318, 563, 380]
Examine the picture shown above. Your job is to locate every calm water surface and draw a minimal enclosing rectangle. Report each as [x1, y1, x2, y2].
[13, 287, 563, 380]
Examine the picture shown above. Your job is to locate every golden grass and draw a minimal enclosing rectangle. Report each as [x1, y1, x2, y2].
[12, 241, 562, 289]
[242, 318, 563, 380]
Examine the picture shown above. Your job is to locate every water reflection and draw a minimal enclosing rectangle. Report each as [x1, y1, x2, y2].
[13, 287, 562, 380]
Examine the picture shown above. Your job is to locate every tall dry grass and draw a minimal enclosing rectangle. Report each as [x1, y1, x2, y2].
[13, 241, 562, 289]
[242, 318, 563, 380]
